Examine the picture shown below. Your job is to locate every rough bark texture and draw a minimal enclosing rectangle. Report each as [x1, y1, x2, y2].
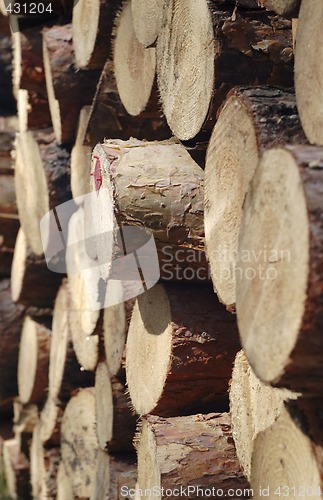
[90, 140, 208, 283]
[85, 59, 170, 147]
[137, 413, 250, 498]
[43, 24, 100, 144]
[109, 454, 137, 500]
[236, 145, 323, 394]
[0, 280, 25, 410]
[127, 284, 239, 417]
[204, 86, 306, 309]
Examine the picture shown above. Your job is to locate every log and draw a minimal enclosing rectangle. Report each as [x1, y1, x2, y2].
[14, 129, 71, 255]
[11, 228, 62, 309]
[126, 283, 239, 416]
[0, 280, 25, 410]
[295, 0, 323, 145]
[17, 316, 51, 405]
[229, 350, 298, 479]
[39, 397, 63, 446]
[42, 24, 100, 144]
[131, 0, 166, 47]
[95, 362, 136, 452]
[204, 87, 306, 310]
[60, 388, 99, 498]
[236, 145, 323, 394]
[258, 0, 300, 16]
[13, 401, 38, 456]
[89, 139, 208, 283]
[85, 59, 170, 147]
[250, 401, 323, 499]
[49, 280, 94, 403]
[137, 413, 250, 497]
[156, 1, 293, 140]
[72, 0, 120, 70]
[2, 439, 31, 499]
[71, 106, 92, 200]
[56, 461, 74, 500]
[114, 1, 156, 116]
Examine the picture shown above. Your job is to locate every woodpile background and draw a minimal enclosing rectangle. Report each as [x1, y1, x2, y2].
[0, 0, 323, 498]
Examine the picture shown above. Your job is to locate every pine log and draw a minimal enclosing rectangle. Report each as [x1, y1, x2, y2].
[236, 145, 323, 394]
[137, 413, 250, 497]
[0, 28, 16, 114]
[56, 460, 74, 500]
[0, 280, 25, 410]
[204, 87, 306, 310]
[157, 1, 293, 140]
[126, 283, 239, 417]
[13, 401, 38, 456]
[89, 139, 208, 283]
[11, 228, 62, 309]
[2, 439, 31, 499]
[131, 0, 167, 47]
[114, 1, 156, 116]
[95, 362, 136, 453]
[71, 106, 92, 199]
[49, 280, 94, 403]
[295, 0, 323, 145]
[60, 388, 99, 498]
[90, 449, 110, 500]
[90, 451, 137, 500]
[103, 287, 134, 377]
[17, 316, 51, 405]
[42, 24, 100, 144]
[250, 400, 323, 499]
[30, 421, 58, 499]
[72, 0, 120, 70]
[258, 0, 300, 16]
[85, 59, 170, 147]
[15, 129, 71, 255]
[229, 350, 298, 479]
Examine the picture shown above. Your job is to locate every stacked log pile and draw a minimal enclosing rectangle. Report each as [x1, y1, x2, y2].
[0, 0, 323, 498]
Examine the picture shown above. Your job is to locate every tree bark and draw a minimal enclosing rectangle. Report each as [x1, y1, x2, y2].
[137, 413, 250, 498]
[14, 129, 71, 255]
[95, 362, 136, 453]
[250, 400, 323, 499]
[72, 0, 121, 70]
[11, 228, 62, 309]
[157, 0, 293, 140]
[85, 59, 170, 147]
[60, 388, 99, 499]
[236, 145, 323, 394]
[42, 24, 100, 144]
[204, 87, 306, 310]
[126, 283, 239, 417]
[17, 316, 51, 405]
[229, 350, 298, 479]
[89, 139, 208, 283]
[114, 1, 156, 117]
[295, 0, 323, 145]
[0, 279, 25, 410]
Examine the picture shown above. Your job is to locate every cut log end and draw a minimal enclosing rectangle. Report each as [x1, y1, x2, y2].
[157, 0, 215, 140]
[114, 1, 156, 116]
[131, 0, 166, 47]
[72, 0, 101, 69]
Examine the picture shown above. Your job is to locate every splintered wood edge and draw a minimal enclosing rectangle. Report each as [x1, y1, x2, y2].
[236, 147, 309, 384]
[72, 0, 101, 68]
[126, 284, 172, 415]
[114, 1, 156, 116]
[156, 0, 214, 139]
[204, 95, 258, 308]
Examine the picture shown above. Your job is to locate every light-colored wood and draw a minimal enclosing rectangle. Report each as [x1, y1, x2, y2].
[2, 439, 30, 500]
[114, 1, 156, 116]
[95, 362, 136, 452]
[157, 1, 293, 140]
[131, 0, 166, 47]
[71, 106, 92, 200]
[258, 0, 300, 16]
[17, 316, 51, 405]
[295, 0, 323, 145]
[57, 461, 74, 500]
[137, 413, 250, 496]
[126, 283, 239, 416]
[230, 350, 298, 479]
[236, 145, 323, 393]
[60, 388, 98, 498]
[204, 87, 305, 309]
